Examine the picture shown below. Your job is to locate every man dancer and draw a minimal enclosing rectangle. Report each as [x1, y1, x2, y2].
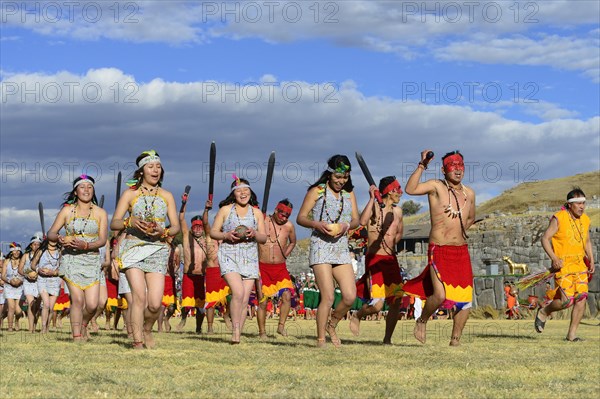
[403, 150, 475, 346]
[257, 199, 297, 338]
[178, 201, 211, 333]
[350, 176, 404, 344]
[536, 188, 595, 341]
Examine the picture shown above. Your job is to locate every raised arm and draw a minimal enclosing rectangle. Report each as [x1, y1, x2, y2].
[405, 150, 438, 196]
[359, 185, 377, 226]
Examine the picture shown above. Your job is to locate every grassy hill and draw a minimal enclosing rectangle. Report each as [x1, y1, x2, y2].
[476, 170, 599, 215]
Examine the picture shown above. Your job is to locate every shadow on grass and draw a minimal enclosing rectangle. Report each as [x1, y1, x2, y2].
[472, 333, 537, 340]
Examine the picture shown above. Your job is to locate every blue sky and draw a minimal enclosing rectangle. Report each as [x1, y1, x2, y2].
[1, 0, 599, 248]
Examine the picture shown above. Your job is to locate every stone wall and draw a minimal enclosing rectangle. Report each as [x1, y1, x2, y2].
[288, 214, 600, 314]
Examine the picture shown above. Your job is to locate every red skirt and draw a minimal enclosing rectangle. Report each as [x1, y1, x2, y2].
[402, 244, 473, 310]
[204, 267, 230, 309]
[162, 274, 176, 307]
[181, 273, 205, 308]
[356, 253, 403, 305]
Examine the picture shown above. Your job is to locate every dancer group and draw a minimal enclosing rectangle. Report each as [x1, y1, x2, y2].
[1, 148, 595, 348]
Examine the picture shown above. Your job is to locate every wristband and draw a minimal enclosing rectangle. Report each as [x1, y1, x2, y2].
[161, 228, 170, 239]
[418, 161, 427, 170]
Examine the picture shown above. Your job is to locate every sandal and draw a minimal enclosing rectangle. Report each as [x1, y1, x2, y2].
[316, 338, 326, 348]
[534, 308, 546, 333]
[131, 341, 145, 349]
[565, 337, 584, 342]
[326, 314, 342, 348]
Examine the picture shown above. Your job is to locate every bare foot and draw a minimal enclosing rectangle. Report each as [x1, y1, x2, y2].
[176, 321, 185, 332]
[414, 318, 426, 344]
[82, 324, 90, 341]
[316, 338, 327, 348]
[207, 325, 214, 335]
[449, 336, 461, 346]
[231, 325, 241, 344]
[164, 320, 171, 333]
[349, 315, 361, 337]
[277, 323, 288, 337]
[224, 316, 232, 331]
[143, 330, 156, 349]
[90, 321, 99, 333]
[259, 332, 268, 340]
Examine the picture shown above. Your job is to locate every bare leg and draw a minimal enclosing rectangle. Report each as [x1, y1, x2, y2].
[414, 266, 445, 344]
[350, 300, 384, 337]
[176, 308, 188, 331]
[277, 290, 292, 337]
[125, 268, 149, 348]
[449, 308, 470, 346]
[143, 273, 166, 348]
[25, 295, 37, 333]
[195, 308, 204, 333]
[205, 307, 215, 334]
[313, 264, 335, 347]
[257, 298, 268, 339]
[383, 299, 401, 344]
[566, 299, 586, 341]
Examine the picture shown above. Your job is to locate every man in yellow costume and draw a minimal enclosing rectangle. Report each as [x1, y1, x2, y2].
[536, 188, 595, 341]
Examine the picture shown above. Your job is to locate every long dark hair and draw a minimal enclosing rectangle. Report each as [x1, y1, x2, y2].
[130, 150, 165, 189]
[62, 175, 99, 206]
[218, 177, 259, 208]
[308, 154, 354, 192]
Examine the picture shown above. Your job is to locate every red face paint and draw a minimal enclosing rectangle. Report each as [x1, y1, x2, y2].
[443, 154, 465, 172]
[382, 180, 402, 196]
[275, 203, 292, 218]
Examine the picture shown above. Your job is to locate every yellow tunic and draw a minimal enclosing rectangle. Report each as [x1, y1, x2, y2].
[551, 210, 589, 298]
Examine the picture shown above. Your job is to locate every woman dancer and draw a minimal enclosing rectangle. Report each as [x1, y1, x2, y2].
[111, 150, 179, 349]
[30, 239, 62, 333]
[2, 243, 24, 331]
[47, 174, 108, 340]
[296, 155, 359, 347]
[210, 176, 266, 344]
[19, 234, 43, 332]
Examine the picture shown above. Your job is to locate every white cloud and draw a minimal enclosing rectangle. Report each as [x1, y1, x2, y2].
[438, 33, 600, 82]
[3, 1, 599, 80]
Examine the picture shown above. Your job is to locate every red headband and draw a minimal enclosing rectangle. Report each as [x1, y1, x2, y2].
[443, 154, 464, 171]
[382, 180, 402, 196]
[276, 203, 293, 215]
[191, 219, 203, 227]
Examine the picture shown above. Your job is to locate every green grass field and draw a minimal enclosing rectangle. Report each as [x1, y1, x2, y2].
[1, 316, 599, 398]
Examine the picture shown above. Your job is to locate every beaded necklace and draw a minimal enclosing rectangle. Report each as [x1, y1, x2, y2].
[140, 185, 159, 221]
[442, 179, 469, 239]
[268, 216, 287, 259]
[318, 184, 344, 223]
[567, 210, 584, 243]
[72, 203, 94, 236]
[46, 248, 60, 269]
